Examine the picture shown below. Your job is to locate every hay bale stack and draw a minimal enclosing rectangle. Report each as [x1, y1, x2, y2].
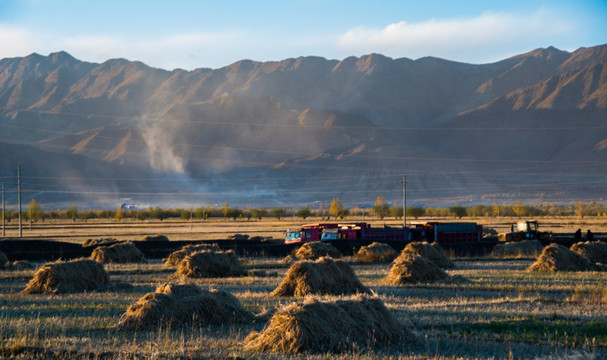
[116, 282, 254, 330]
[91, 242, 145, 263]
[142, 234, 169, 242]
[571, 241, 607, 264]
[527, 244, 598, 272]
[175, 250, 245, 278]
[272, 257, 371, 297]
[82, 238, 121, 248]
[491, 240, 543, 258]
[294, 241, 342, 260]
[0, 251, 9, 269]
[165, 244, 220, 266]
[22, 259, 110, 294]
[227, 234, 249, 241]
[403, 242, 455, 269]
[355, 242, 397, 263]
[245, 295, 415, 354]
[385, 252, 448, 284]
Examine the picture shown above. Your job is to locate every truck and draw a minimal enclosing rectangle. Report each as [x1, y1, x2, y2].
[285, 222, 408, 244]
[498, 220, 551, 242]
[408, 221, 483, 243]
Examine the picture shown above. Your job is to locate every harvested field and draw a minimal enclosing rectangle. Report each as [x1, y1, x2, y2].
[385, 252, 449, 284]
[175, 250, 245, 278]
[294, 241, 342, 260]
[116, 282, 254, 330]
[21, 259, 110, 294]
[571, 241, 607, 264]
[403, 242, 455, 269]
[354, 242, 397, 263]
[528, 243, 599, 272]
[141, 234, 169, 242]
[491, 240, 544, 258]
[90, 242, 145, 264]
[164, 244, 220, 266]
[272, 257, 371, 297]
[244, 295, 414, 354]
[0, 251, 8, 269]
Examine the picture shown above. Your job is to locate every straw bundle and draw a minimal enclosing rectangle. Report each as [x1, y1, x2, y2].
[272, 257, 371, 297]
[294, 241, 342, 260]
[402, 242, 455, 269]
[141, 234, 169, 242]
[165, 244, 220, 266]
[0, 251, 9, 269]
[22, 259, 110, 294]
[384, 252, 448, 284]
[91, 242, 144, 263]
[527, 244, 598, 272]
[355, 242, 397, 263]
[82, 238, 121, 248]
[245, 295, 415, 354]
[175, 250, 245, 278]
[570, 241, 607, 264]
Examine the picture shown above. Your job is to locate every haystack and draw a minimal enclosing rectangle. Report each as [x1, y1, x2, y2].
[245, 295, 415, 354]
[294, 241, 342, 260]
[0, 251, 9, 269]
[91, 242, 145, 263]
[403, 242, 455, 269]
[22, 259, 110, 294]
[385, 252, 448, 285]
[82, 238, 121, 248]
[527, 244, 598, 272]
[571, 241, 607, 264]
[272, 257, 371, 297]
[175, 250, 245, 278]
[116, 282, 254, 330]
[355, 242, 397, 263]
[491, 240, 544, 258]
[11, 260, 33, 270]
[142, 234, 169, 242]
[165, 244, 220, 266]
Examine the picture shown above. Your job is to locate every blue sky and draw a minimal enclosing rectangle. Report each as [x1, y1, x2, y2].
[1, 0, 606, 70]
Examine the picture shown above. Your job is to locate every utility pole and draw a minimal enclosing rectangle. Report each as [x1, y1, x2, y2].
[190, 207, 193, 231]
[18, 166, 22, 238]
[402, 174, 407, 228]
[2, 182, 5, 238]
[362, 204, 365, 222]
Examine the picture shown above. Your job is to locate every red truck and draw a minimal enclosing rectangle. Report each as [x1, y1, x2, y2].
[285, 222, 408, 244]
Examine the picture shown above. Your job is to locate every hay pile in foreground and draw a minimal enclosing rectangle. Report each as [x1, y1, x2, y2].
[385, 252, 448, 284]
[0, 251, 9, 269]
[491, 240, 544, 258]
[571, 241, 607, 264]
[272, 257, 371, 297]
[294, 241, 342, 260]
[175, 250, 245, 278]
[165, 244, 220, 266]
[527, 244, 598, 272]
[403, 242, 455, 269]
[116, 282, 254, 330]
[22, 259, 110, 294]
[142, 234, 169, 242]
[245, 295, 415, 354]
[82, 238, 121, 248]
[91, 242, 145, 263]
[355, 242, 397, 263]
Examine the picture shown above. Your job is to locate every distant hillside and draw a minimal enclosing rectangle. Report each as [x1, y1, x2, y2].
[0, 45, 606, 208]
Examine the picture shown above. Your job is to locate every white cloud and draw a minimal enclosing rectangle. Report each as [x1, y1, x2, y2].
[336, 9, 577, 63]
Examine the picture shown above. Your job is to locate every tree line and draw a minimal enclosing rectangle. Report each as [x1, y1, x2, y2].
[2, 198, 606, 223]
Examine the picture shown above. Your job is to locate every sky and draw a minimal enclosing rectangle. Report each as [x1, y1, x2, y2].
[0, 0, 606, 70]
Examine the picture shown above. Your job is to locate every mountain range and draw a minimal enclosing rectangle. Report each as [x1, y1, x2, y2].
[0, 44, 606, 208]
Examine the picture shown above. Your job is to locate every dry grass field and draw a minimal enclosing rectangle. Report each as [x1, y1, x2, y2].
[0, 217, 606, 359]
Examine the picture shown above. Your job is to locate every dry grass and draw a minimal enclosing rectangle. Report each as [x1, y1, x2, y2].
[527, 244, 598, 272]
[90, 242, 145, 264]
[402, 242, 455, 269]
[294, 241, 342, 260]
[21, 259, 110, 294]
[244, 295, 415, 354]
[175, 250, 245, 278]
[164, 244, 220, 266]
[570, 241, 607, 264]
[491, 240, 544, 258]
[271, 257, 371, 297]
[385, 252, 449, 284]
[115, 282, 254, 330]
[354, 242, 397, 263]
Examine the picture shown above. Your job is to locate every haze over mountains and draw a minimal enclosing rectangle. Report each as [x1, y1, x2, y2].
[0, 45, 606, 208]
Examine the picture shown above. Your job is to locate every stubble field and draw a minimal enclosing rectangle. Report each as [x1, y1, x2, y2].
[0, 217, 606, 359]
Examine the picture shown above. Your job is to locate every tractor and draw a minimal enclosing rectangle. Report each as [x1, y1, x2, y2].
[498, 220, 551, 242]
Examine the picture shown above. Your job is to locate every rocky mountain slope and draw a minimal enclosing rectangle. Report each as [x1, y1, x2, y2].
[0, 45, 605, 208]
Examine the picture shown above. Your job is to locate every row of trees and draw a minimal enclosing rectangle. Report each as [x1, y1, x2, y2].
[2, 198, 606, 223]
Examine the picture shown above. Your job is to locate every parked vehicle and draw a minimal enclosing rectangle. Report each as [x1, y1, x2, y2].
[285, 222, 407, 244]
[408, 221, 483, 243]
[498, 220, 551, 242]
